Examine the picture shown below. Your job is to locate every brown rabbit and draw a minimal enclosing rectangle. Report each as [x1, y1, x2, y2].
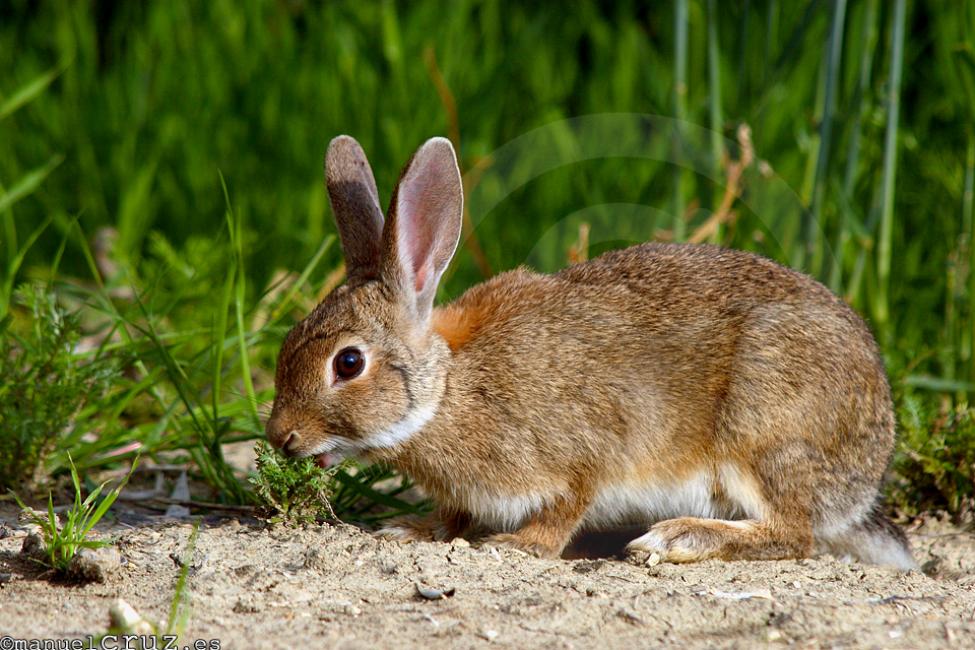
[266, 135, 916, 570]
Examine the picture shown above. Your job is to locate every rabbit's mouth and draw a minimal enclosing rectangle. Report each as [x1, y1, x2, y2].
[315, 452, 342, 468]
[310, 437, 359, 467]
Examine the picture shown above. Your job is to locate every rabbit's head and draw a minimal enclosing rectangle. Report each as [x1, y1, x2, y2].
[266, 136, 463, 465]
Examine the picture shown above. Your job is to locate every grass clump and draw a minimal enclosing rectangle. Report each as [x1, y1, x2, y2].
[891, 396, 975, 519]
[249, 440, 426, 525]
[0, 284, 121, 491]
[249, 440, 336, 525]
[12, 455, 136, 573]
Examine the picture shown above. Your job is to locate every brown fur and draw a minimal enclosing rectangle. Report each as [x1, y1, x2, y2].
[431, 303, 485, 352]
[267, 136, 916, 569]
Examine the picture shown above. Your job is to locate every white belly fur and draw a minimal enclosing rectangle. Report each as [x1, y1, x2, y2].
[464, 464, 764, 532]
[584, 470, 724, 528]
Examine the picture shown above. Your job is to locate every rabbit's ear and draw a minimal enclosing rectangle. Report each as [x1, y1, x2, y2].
[381, 137, 463, 322]
[325, 135, 385, 281]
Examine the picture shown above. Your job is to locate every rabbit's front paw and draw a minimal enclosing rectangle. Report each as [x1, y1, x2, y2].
[377, 510, 472, 544]
[482, 533, 561, 559]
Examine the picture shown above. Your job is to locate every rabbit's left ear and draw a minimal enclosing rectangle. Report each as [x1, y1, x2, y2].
[381, 137, 463, 322]
[325, 135, 385, 282]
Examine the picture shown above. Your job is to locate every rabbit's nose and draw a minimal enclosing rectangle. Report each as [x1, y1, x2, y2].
[266, 414, 294, 450]
[280, 432, 302, 457]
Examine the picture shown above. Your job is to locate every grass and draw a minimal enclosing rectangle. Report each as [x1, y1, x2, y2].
[249, 440, 337, 525]
[874, 0, 907, 336]
[0, 2, 973, 517]
[0, 283, 123, 490]
[12, 455, 136, 574]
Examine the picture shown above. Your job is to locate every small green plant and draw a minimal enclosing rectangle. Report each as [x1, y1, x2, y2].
[891, 395, 975, 518]
[0, 284, 121, 491]
[249, 440, 336, 524]
[12, 455, 138, 573]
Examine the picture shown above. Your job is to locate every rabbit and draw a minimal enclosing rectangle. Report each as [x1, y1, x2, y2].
[265, 135, 917, 571]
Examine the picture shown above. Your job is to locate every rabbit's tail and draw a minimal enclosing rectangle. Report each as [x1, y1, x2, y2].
[816, 501, 917, 571]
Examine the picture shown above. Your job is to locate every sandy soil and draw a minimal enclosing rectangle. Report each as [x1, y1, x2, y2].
[0, 505, 973, 649]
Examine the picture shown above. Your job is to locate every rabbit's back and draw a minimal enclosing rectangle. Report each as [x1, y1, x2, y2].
[443, 243, 887, 433]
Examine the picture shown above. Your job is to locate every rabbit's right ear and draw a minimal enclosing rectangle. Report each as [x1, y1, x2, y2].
[325, 136, 385, 281]
[380, 137, 463, 324]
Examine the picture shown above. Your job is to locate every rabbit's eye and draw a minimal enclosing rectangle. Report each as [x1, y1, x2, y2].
[334, 347, 365, 380]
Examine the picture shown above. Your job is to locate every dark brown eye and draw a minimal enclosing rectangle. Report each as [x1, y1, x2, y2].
[334, 347, 364, 380]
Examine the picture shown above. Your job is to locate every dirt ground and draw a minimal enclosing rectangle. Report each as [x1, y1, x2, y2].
[1, 503, 973, 650]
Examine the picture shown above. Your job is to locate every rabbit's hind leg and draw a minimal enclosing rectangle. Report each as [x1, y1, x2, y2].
[626, 516, 814, 563]
[626, 459, 815, 562]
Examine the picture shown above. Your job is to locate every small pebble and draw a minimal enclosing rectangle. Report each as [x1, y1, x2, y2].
[20, 532, 46, 561]
[68, 546, 122, 583]
[478, 629, 498, 642]
[108, 598, 155, 635]
[617, 609, 644, 626]
[415, 582, 456, 600]
[303, 547, 329, 572]
[232, 598, 261, 614]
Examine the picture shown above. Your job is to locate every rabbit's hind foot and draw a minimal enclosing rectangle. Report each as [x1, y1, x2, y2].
[626, 516, 814, 563]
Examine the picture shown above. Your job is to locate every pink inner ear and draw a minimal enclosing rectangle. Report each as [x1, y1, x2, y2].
[396, 149, 457, 294]
[413, 258, 433, 294]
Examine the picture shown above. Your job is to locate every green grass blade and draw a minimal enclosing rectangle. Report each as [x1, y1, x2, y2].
[965, 136, 975, 384]
[807, 0, 847, 276]
[81, 457, 139, 537]
[166, 521, 200, 638]
[331, 467, 421, 512]
[707, 0, 725, 244]
[0, 154, 64, 214]
[671, 0, 689, 241]
[1, 214, 53, 317]
[904, 375, 975, 393]
[266, 235, 335, 324]
[0, 63, 64, 121]
[830, 0, 878, 291]
[873, 0, 907, 334]
[219, 173, 261, 431]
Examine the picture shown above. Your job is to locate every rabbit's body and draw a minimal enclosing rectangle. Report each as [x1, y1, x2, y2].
[268, 136, 915, 570]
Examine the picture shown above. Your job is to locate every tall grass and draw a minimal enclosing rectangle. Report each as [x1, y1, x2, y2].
[672, 0, 689, 240]
[874, 0, 907, 338]
[0, 1, 973, 512]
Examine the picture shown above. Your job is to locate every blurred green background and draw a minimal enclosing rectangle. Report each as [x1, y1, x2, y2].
[1, 1, 974, 515]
